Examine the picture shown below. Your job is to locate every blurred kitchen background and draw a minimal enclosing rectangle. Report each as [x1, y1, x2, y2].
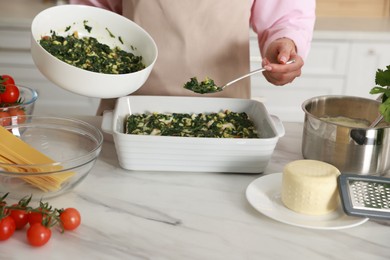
[1, 0, 390, 121]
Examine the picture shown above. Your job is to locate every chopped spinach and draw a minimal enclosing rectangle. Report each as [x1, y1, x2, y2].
[183, 77, 223, 94]
[39, 31, 145, 74]
[105, 27, 115, 38]
[83, 20, 92, 33]
[125, 110, 259, 138]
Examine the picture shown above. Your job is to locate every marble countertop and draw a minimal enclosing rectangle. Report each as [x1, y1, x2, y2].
[3, 118, 389, 259]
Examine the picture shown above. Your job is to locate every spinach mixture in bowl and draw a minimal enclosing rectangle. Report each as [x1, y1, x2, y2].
[125, 110, 259, 138]
[39, 31, 145, 74]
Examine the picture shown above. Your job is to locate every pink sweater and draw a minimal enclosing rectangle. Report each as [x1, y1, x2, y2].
[69, 0, 315, 59]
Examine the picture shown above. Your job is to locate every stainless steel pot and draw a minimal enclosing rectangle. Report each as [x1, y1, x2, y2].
[302, 95, 390, 176]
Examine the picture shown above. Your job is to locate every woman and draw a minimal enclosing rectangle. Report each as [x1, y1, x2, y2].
[70, 0, 316, 112]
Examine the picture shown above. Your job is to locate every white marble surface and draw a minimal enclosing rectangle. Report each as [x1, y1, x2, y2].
[2, 118, 390, 260]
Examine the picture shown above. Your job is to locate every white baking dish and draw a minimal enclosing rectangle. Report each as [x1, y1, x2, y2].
[101, 96, 284, 173]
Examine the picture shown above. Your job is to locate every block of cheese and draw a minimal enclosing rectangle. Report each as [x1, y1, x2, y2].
[281, 160, 340, 215]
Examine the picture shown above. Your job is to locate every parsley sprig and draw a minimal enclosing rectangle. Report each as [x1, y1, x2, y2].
[369, 65, 390, 122]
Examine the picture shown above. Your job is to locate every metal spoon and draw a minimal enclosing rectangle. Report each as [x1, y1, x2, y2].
[369, 114, 383, 128]
[350, 115, 384, 145]
[368, 93, 386, 128]
[184, 59, 295, 94]
[350, 96, 384, 145]
[219, 59, 296, 92]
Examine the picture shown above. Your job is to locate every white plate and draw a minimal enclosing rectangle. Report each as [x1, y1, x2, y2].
[246, 173, 369, 230]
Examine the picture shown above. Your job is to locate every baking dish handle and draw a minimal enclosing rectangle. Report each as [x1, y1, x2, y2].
[270, 115, 285, 137]
[101, 110, 114, 134]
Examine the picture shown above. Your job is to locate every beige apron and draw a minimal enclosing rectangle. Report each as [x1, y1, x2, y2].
[98, 0, 251, 113]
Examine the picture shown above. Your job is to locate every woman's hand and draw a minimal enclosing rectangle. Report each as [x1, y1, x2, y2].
[262, 38, 303, 86]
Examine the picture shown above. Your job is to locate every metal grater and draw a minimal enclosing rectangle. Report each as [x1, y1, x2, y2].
[338, 174, 390, 220]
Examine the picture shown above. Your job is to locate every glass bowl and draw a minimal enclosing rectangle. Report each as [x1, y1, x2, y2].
[0, 116, 103, 200]
[0, 85, 38, 125]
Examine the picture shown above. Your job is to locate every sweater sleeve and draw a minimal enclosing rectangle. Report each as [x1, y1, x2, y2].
[250, 0, 316, 59]
[69, 0, 122, 14]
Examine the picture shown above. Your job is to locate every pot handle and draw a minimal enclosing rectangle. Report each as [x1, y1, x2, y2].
[270, 115, 285, 137]
[101, 110, 114, 135]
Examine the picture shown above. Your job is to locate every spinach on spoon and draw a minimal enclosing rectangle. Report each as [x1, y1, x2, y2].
[183, 77, 222, 94]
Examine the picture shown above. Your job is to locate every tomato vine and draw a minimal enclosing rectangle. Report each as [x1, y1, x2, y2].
[0, 193, 81, 247]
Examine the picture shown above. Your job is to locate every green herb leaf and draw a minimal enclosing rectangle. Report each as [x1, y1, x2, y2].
[369, 86, 390, 96]
[375, 66, 390, 87]
[370, 65, 390, 122]
[379, 98, 390, 122]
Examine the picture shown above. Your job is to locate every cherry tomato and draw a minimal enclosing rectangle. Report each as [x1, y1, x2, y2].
[0, 84, 19, 103]
[8, 107, 26, 123]
[0, 111, 11, 126]
[0, 216, 16, 241]
[0, 75, 15, 86]
[9, 206, 29, 230]
[28, 211, 45, 226]
[27, 223, 51, 247]
[59, 208, 81, 231]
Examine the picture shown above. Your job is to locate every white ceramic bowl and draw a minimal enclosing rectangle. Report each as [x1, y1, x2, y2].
[31, 5, 158, 98]
[102, 96, 285, 173]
